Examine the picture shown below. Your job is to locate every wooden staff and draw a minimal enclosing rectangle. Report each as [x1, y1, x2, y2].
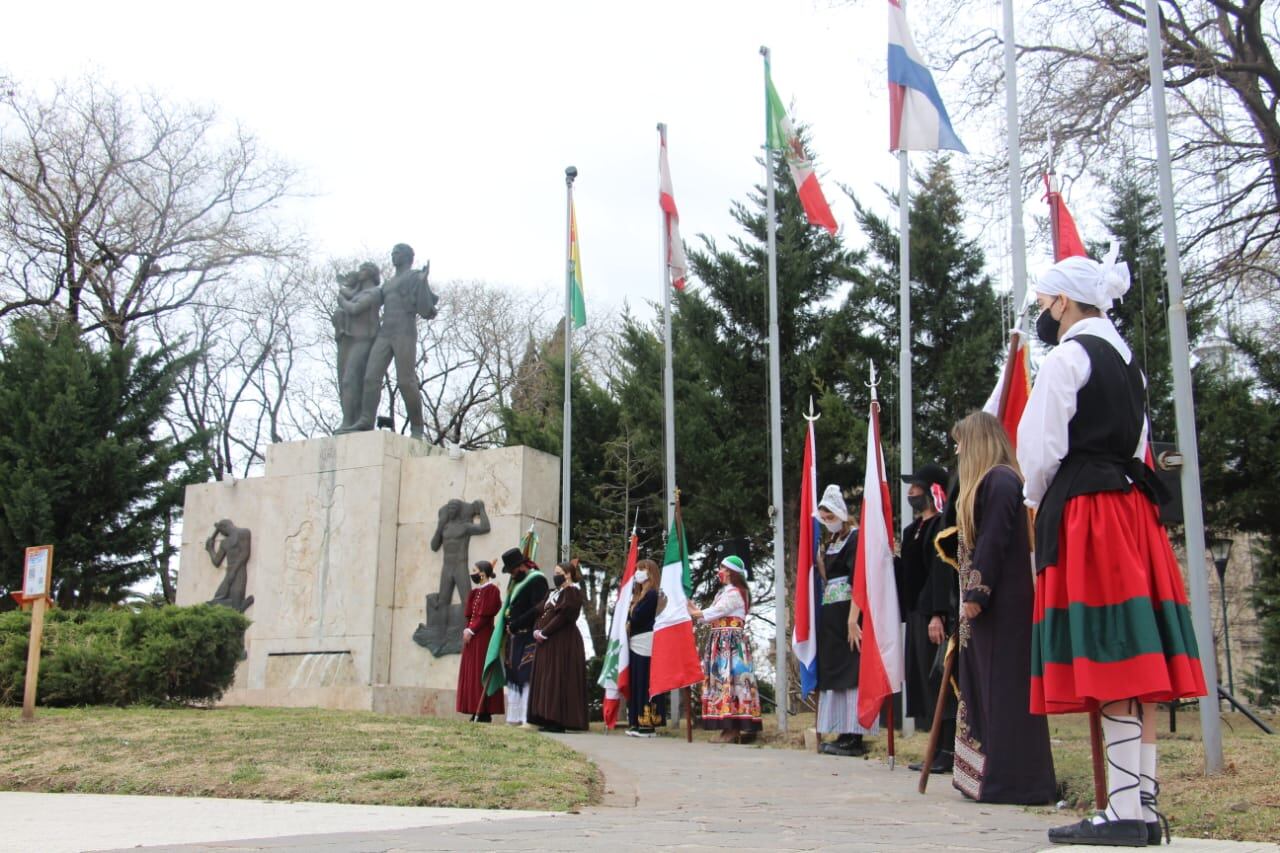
[917, 636, 956, 793]
[1089, 709, 1107, 809]
[683, 685, 693, 742]
[885, 698, 896, 769]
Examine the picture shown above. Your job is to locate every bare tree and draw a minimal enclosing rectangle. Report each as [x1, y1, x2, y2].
[0, 77, 300, 345]
[915, 0, 1280, 298]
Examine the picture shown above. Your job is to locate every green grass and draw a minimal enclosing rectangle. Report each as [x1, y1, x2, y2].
[0, 706, 601, 811]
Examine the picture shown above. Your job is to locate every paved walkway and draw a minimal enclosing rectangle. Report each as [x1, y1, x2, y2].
[4, 732, 1276, 852]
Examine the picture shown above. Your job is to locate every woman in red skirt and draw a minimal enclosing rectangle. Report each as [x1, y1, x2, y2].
[1018, 247, 1205, 847]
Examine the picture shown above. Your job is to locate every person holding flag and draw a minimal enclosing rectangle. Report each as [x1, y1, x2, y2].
[496, 547, 550, 727]
[1022, 249, 1205, 847]
[626, 560, 667, 736]
[815, 485, 878, 757]
[688, 555, 763, 742]
[599, 531, 639, 731]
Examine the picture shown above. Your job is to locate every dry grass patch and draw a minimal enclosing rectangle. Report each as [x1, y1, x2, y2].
[0, 706, 601, 811]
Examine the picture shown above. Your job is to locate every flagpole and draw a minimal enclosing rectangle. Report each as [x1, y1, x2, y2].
[1143, 0, 1223, 774]
[659, 123, 677, 533]
[897, 150, 912, 524]
[761, 45, 788, 734]
[1002, 0, 1028, 317]
[561, 165, 578, 563]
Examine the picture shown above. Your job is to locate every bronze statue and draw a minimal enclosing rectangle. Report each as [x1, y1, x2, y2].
[333, 262, 381, 432]
[413, 499, 490, 656]
[205, 519, 254, 612]
[335, 243, 437, 439]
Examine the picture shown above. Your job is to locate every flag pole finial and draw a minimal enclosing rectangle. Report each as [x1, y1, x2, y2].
[759, 45, 770, 59]
[804, 395, 820, 422]
[565, 165, 578, 185]
[867, 361, 880, 404]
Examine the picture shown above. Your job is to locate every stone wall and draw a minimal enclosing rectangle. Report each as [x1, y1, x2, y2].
[176, 431, 559, 716]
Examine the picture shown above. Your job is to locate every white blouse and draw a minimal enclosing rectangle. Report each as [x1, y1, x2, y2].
[698, 586, 746, 623]
[1016, 316, 1149, 509]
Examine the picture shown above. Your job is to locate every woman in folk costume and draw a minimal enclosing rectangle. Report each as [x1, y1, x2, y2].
[948, 412, 1056, 804]
[814, 485, 878, 757]
[527, 560, 589, 732]
[500, 547, 550, 727]
[625, 559, 667, 737]
[688, 555, 763, 742]
[456, 560, 504, 721]
[1020, 248, 1205, 847]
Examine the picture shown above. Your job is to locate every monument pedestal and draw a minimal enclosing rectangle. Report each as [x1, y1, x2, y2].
[176, 431, 559, 716]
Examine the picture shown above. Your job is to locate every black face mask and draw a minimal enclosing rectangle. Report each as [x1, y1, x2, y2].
[470, 573, 483, 584]
[1036, 305, 1061, 346]
[907, 493, 928, 512]
[553, 575, 566, 588]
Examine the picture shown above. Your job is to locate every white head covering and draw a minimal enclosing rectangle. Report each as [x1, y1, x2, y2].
[1032, 242, 1130, 312]
[818, 484, 847, 522]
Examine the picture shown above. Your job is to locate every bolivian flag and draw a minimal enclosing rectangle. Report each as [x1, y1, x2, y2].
[570, 201, 586, 329]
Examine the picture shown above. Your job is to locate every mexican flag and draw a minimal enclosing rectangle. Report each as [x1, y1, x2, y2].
[570, 200, 586, 329]
[648, 515, 704, 698]
[765, 63, 838, 235]
[599, 533, 639, 729]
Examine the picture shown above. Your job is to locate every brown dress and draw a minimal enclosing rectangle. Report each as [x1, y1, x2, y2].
[527, 583, 588, 730]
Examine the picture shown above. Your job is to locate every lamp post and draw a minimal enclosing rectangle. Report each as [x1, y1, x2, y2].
[1209, 537, 1235, 697]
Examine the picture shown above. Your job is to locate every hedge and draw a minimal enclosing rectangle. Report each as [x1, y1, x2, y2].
[0, 604, 248, 706]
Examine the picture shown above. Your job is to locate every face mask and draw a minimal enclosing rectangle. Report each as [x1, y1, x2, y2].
[634, 571, 648, 584]
[470, 573, 483, 584]
[822, 518, 844, 534]
[554, 575, 566, 588]
[907, 494, 928, 512]
[1036, 303, 1061, 346]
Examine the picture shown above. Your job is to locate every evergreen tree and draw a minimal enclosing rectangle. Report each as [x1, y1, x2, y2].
[851, 158, 1005, 470]
[0, 317, 207, 606]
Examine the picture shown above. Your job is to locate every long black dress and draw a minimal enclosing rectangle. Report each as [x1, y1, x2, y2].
[626, 588, 667, 731]
[898, 512, 950, 730]
[816, 530, 867, 733]
[952, 465, 1056, 804]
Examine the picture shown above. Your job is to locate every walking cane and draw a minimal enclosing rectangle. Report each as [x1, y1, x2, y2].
[917, 635, 956, 794]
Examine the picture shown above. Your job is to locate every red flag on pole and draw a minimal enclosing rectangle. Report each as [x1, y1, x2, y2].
[1043, 174, 1087, 261]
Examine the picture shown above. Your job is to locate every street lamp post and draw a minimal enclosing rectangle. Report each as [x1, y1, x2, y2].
[1210, 537, 1235, 697]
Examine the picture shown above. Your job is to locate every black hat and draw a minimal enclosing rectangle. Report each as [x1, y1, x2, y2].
[901, 462, 949, 490]
[500, 548, 533, 574]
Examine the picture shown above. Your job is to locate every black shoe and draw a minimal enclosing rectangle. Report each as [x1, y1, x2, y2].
[1047, 816, 1148, 847]
[821, 741, 861, 756]
[1147, 822, 1163, 846]
[538, 724, 566, 733]
[907, 756, 952, 774]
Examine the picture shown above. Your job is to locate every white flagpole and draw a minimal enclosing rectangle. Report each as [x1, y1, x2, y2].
[659, 123, 677, 533]
[1002, 0, 1029, 316]
[761, 45, 789, 733]
[1142, 0, 1223, 774]
[898, 150, 912, 523]
[561, 166, 578, 563]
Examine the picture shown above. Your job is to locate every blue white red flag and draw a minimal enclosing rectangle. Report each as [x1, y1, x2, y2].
[792, 420, 821, 698]
[887, 0, 967, 153]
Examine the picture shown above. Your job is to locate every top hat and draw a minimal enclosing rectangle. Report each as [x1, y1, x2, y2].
[500, 547, 534, 574]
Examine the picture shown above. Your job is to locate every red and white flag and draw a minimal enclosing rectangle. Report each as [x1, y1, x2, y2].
[984, 330, 1033, 449]
[649, 515, 704, 697]
[598, 532, 639, 729]
[853, 391, 903, 729]
[792, 420, 820, 697]
[659, 128, 690, 290]
[1043, 173, 1087, 262]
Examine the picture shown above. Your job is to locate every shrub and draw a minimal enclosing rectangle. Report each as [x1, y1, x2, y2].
[0, 604, 248, 706]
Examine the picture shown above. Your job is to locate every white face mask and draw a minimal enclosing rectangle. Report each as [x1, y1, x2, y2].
[822, 518, 844, 534]
[634, 571, 648, 584]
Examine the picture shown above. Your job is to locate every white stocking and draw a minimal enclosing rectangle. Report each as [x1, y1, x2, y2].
[1093, 712, 1142, 823]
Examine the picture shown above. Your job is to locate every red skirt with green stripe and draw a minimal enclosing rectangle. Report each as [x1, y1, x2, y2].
[1031, 489, 1206, 715]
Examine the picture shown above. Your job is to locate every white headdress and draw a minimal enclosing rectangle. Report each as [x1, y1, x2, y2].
[1032, 242, 1130, 312]
[818, 484, 848, 522]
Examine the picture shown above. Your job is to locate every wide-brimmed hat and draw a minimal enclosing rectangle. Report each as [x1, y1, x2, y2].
[500, 548, 536, 574]
[900, 463, 949, 491]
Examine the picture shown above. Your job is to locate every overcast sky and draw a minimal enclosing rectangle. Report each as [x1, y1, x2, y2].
[4, 0, 1016, 325]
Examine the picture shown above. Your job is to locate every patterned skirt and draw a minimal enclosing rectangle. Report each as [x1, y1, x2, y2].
[1031, 489, 1207, 714]
[700, 617, 763, 732]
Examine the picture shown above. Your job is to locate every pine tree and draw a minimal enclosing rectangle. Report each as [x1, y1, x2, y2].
[0, 317, 207, 606]
[851, 158, 1004, 470]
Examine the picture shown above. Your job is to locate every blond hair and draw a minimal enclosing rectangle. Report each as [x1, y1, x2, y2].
[952, 411, 1021, 546]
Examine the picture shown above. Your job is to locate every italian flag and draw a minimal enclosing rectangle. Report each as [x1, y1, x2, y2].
[765, 65, 838, 235]
[648, 516, 704, 698]
[570, 200, 586, 329]
[599, 533, 639, 729]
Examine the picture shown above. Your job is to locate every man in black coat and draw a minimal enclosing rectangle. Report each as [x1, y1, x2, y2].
[499, 547, 549, 727]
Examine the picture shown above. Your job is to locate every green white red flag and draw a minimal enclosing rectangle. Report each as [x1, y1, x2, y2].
[765, 64, 838, 235]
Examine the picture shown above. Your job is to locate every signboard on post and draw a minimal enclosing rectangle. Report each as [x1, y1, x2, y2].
[21, 545, 54, 722]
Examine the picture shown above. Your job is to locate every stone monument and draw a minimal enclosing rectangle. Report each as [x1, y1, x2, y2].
[205, 519, 254, 612]
[412, 498, 490, 656]
[176, 431, 558, 716]
[332, 262, 381, 433]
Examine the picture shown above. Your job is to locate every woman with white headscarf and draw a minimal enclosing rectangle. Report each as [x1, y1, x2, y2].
[1020, 247, 1205, 848]
[814, 484, 879, 756]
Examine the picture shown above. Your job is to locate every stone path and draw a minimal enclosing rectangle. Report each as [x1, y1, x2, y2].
[4, 732, 1275, 852]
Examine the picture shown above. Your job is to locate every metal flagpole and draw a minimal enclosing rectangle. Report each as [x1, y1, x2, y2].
[659, 123, 677, 533]
[1142, 0, 1224, 774]
[1003, 0, 1029, 317]
[561, 166, 578, 563]
[761, 45, 788, 733]
[898, 150, 912, 524]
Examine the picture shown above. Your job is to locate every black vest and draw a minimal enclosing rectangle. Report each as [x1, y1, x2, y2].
[1034, 335, 1168, 570]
